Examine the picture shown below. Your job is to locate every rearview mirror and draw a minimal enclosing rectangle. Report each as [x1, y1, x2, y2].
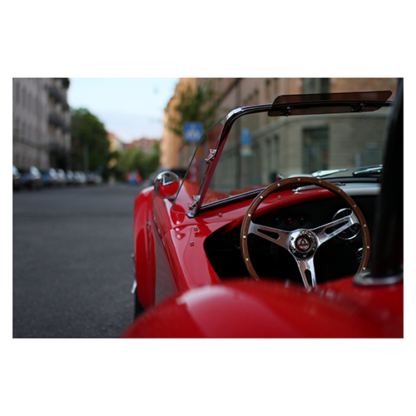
[154, 171, 180, 200]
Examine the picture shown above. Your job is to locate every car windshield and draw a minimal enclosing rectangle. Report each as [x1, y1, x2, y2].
[172, 92, 393, 214]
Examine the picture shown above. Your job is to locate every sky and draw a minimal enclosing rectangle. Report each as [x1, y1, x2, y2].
[67, 78, 179, 143]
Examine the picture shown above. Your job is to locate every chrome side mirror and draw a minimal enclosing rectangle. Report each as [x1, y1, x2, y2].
[153, 171, 180, 200]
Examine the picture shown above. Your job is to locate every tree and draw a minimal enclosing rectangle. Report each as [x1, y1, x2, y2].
[71, 108, 110, 173]
[167, 83, 219, 138]
[117, 142, 160, 180]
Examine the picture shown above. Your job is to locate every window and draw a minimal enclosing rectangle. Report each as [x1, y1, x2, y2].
[273, 135, 280, 176]
[302, 78, 330, 94]
[22, 86, 26, 109]
[14, 117, 20, 137]
[15, 81, 20, 104]
[266, 78, 280, 101]
[302, 127, 329, 173]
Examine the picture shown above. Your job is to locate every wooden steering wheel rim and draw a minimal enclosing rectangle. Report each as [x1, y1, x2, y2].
[240, 177, 371, 283]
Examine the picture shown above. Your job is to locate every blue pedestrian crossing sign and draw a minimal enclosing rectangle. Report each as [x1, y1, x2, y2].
[184, 122, 203, 143]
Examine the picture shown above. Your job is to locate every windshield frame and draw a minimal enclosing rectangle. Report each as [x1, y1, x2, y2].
[176, 94, 394, 217]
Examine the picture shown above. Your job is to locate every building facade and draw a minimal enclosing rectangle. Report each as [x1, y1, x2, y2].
[13, 78, 71, 170]
[107, 132, 125, 168]
[160, 78, 197, 169]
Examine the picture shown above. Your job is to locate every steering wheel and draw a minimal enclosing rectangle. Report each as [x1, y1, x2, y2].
[240, 177, 371, 289]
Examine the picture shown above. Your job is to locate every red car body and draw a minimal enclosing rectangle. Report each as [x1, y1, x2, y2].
[122, 87, 403, 338]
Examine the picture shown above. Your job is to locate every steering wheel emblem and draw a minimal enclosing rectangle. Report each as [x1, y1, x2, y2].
[296, 237, 310, 251]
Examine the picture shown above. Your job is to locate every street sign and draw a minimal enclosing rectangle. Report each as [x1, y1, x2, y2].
[184, 122, 203, 143]
[240, 128, 253, 156]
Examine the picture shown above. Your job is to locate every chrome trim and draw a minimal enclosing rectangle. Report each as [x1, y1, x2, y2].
[355, 247, 363, 264]
[205, 149, 217, 163]
[225, 107, 243, 120]
[353, 165, 383, 177]
[130, 253, 137, 294]
[293, 182, 345, 192]
[219, 104, 272, 148]
[312, 169, 349, 178]
[341, 184, 381, 197]
[154, 171, 180, 201]
[188, 195, 200, 210]
[294, 182, 380, 197]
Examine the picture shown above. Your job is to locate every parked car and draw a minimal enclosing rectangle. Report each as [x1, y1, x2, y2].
[65, 170, 75, 186]
[74, 171, 87, 185]
[86, 171, 103, 184]
[40, 168, 59, 187]
[126, 172, 142, 185]
[56, 169, 67, 187]
[18, 166, 42, 190]
[94, 173, 102, 184]
[122, 84, 403, 338]
[13, 165, 21, 190]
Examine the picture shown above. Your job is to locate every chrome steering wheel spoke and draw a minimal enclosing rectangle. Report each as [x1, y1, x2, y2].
[249, 222, 319, 289]
[293, 256, 317, 289]
[311, 211, 359, 246]
[248, 222, 290, 249]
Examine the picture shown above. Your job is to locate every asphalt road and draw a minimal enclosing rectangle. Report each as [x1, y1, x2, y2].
[13, 183, 143, 338]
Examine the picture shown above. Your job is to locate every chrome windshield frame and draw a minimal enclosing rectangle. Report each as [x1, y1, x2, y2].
[188, 104, 271, 216]
[184, 98, 394, 217]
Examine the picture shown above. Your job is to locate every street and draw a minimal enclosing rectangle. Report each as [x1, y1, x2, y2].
[13, 183, 143, 338]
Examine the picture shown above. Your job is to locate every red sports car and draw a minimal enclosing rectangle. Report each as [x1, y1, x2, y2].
[122, 83, 403, 338]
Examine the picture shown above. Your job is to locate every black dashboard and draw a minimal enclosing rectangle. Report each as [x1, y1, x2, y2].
[204, 195, 377, 284]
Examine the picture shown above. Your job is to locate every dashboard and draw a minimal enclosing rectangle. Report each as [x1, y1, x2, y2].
[204, 193, 377, 285]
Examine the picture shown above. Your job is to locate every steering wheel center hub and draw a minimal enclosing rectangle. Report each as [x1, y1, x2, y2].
[290, 230, 317, 257]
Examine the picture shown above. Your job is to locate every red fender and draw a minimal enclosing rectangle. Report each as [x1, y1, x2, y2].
[122, 278, 403, 338]
[134, 187, 156, 308]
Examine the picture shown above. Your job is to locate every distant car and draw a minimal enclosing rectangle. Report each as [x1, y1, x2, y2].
[13, 166, 21, 191]
[65, 170, 75, 186]
[56, 169, 67, 187]
[126, 172, 142, 185]
[94, 173, 103, 184]
[86, 171, 100, 184]
[74, 171, 87, 185]
[18, 166, 42, 190]
[40, 168, 59, 187]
